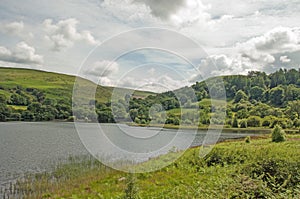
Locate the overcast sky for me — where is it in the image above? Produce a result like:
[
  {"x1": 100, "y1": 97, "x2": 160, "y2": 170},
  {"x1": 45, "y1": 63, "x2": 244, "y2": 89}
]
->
[{"x1": 1, "y1": 0, "x2": 300, "y2": 92}]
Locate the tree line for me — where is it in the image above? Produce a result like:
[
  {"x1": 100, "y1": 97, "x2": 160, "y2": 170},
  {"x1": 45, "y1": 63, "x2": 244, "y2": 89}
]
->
[{"x1": 0, "y1": 68, "x2": 300, "y2": 129}]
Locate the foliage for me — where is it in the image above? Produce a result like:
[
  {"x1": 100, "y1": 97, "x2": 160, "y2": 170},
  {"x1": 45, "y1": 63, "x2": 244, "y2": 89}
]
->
[
  {"x1": 246, "y1": 116, "x2": 261, "y2": 127},
  {"x1": 1, "y1": 67, "x2": 300, "y2": 128},
  {"x1": 234, "y1": 90, "x2": 248, "y2": 103},
  {"x1": 245, "y1": 136, "x2": 251, "y2": 143},
  {"x1": 272, "y1": 125, "x2": 286, "y2": 142},
  {"x1": 123, "y1": 173, "x2": 140, "y2": 199}
]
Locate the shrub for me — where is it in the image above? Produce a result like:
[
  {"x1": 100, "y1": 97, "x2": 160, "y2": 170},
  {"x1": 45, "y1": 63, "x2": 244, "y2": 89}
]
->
[
  {"x1": 123, "y1": 173, "x2": 139, "y2": 199},
  {"x1": 271, "y1": 125, "x2": 286, "y2": 142},
  {"x1": 0, "y1": 113, "x2": 6, "y2": 122},
  {"x1": 293, "y1": 118, "x2": 300, "y2": 127},
  {"x1": 232, "y1": 117, "x2": 238, "y2": 128},
  {"x1": 240, "y1": 120, "x2": 247, "y2": 128},
  {"x1": 247, "y1": 116, "x2": 261, "y2": 127},
  {"x1": 270, "y1": 118, "x2": 293, "y2": 129},
  {"x1": 262, "y1": 116, "x2": 276, "y2": 127},
  {"x1": 245, "y1": 136, "x2": 251, "y2": 143},
  {"x1": 10, "y1": 113, "x2": 21, "y2": 121}
]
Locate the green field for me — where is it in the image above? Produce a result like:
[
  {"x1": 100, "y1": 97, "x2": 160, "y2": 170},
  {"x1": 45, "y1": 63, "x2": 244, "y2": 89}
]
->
[
  {"x1": 13, "y1": 135, "x2": 300, "y2": 199},
  {"x1": 0, "y1": 67, "x2": 154, "y2": 104}
]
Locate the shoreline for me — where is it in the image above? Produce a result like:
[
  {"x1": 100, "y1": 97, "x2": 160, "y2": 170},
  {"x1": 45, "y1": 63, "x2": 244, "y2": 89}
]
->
[{"x1": 1, "y1": 120, "x2": 299, "y2": 134}]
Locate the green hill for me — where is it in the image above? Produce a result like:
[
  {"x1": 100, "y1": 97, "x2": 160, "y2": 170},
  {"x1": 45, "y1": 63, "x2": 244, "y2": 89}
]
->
[
  {"x1": 0, "y1": 67, "x2": 154, "y2": 121},
  {"x1": 0, "y1": 67, "x2": 153, "y2": 103}
]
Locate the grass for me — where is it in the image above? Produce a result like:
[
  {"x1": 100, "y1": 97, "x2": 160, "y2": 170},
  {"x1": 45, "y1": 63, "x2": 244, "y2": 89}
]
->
[
  {"x1": 7, "y1": 105, "x2": 27, "y2": 110},
  {"x1": 6, "y1": 134, "x2": 300, "y2": 199},
  {"x1": 0, "y1": 67, "x2": 154, "y2": 103}
]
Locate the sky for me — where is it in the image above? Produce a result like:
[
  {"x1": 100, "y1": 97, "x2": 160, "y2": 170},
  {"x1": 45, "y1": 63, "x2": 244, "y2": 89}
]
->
[{"x1": 0, "y1": 0, "x2": 300, "y2": 92}]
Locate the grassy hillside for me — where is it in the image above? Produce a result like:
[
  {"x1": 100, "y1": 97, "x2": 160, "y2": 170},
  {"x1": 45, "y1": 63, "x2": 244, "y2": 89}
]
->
[{"x1": 0, "y1": 67, "x2": 154, "y2": 104}]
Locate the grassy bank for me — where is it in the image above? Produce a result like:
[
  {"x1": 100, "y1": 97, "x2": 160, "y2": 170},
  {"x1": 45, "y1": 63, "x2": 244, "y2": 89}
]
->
[
  {"x1": 6, "y1": 134, "x2": 299, "y2": 199},
  {"x1": 127, "y1": 122, "x2": 299, "y2": 134}
]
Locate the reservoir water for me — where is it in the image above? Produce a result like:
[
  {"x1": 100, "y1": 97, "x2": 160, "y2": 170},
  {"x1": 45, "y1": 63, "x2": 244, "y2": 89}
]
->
[{"x1": 0, "y1": 122, "x2": 260, "y2": 188}]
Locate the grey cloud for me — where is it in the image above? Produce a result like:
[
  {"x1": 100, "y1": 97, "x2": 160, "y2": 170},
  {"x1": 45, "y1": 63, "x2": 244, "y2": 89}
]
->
[
  {"x1": 133, "y1": 0, "x2": 187, "y2": 20},
  {"x1": 85, "y1": 60, "x2": 119, "y2": 77}
]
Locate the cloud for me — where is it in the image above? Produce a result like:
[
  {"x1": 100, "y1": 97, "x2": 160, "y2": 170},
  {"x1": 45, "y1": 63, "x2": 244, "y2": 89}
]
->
[
  {"x1": 0, "y1": 21, "x2": 24, "y2": 35},
  {"x1": 133, "y1": 0, "x2": 211, "y2": 27},
  {"x1": 88, "y1": 60, "x2": 119, "y2": 77},
  {"x1": 280, "y1": 55, "x2": 291, "y2": 63},
  {"x1": 43, "y1": 18, "x2": 98, "y2": 51},
  {"x1": 133, "y1": 0, "x2": 186, "y2": 20},
  {"x1": 195, "y1": 54, "x2": 252, "y2": 77},
  {"x1": 118, "y1": 75, "x2": 189, "y2": 92},
  {"x1": 0, "y1": 42, "x2": 43, "y2": 65},
  {"x1": 237, "y1": 26, "x2": 300, "y2": 64}
]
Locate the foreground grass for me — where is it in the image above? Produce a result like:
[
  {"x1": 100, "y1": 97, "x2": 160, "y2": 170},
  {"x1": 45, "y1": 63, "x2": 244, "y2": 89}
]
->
[{"x1": 11, "y1": 135, "x2": 300, "y2": 199}]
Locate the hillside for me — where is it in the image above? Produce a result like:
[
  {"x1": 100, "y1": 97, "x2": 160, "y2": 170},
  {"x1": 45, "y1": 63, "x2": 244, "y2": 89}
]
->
[
  {"x1": 128, "y1": 68, "x2": 300, "y2": 129},
  {"x1": 0, "y1": 67, "x2": 153, "y2": 102},
  {"x1": 1, "y1": 67, "x2": 300, "y2": 130},
  {"x1": 0, "y1": 67, "x2": 154, "y2": 121}
]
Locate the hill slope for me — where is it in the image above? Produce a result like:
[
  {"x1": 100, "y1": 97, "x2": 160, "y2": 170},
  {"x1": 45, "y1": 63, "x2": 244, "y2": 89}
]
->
[{"x1": 0, "y1": 67, "x2": 153, "y2": 103}]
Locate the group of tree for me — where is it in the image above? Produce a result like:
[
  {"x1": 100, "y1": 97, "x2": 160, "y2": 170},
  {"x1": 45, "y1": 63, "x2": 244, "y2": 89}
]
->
[
  {"x1": 0, "y1": 86, "x2": 72, "y2": 122},
  {"x1": 0, "y1": 68, "x2": 300, "y2": 129}
]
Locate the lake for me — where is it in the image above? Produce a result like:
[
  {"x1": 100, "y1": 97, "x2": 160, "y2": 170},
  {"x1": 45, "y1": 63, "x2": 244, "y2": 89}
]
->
[{"x1": 0, "y1": 122, "x2": 261, "y2": 188}]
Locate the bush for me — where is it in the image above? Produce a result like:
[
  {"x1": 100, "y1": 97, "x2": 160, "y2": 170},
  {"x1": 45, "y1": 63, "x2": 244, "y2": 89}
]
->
[
  {"x1": 0, "y1": 113, "x2": 6, "y2": 122},
  {"x1": 123, "y1": 173, "x2": 140, "y2": 199},
  {"x1": 240, "y1": 120, "x2": 247, "y2": 128},
  {"x1": 270, "y1": 118, "x2": 293, "y2": 129},
  {"x1": 262, "y1": 116, "x2": 276, "y2": 127},
  {"x1": 271, "y1": 125, "x2": 286, "y2": 142},
  {"x1": 232, "y1": 117, "x2": 238, "y2": 128},
  {"x1": 247, "y1": 116, "x2": 261, "y2": 127},
  {"x1": 10, "y1": 113, "x2": 21, "y2": 121},
  {"x1": 293, "y1": 118, "x2": 300, "y2": 127},
  {"x1": 245, "y1": 136, "x2": 251, "y2": 143}
]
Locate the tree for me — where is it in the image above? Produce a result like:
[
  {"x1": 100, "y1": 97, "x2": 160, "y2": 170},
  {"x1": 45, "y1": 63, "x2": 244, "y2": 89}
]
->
[
  {"x1": 234, "y1": 90, "x2": 248, "y2": 103},
  {"x1": 232, "y1": 117, "x2": 238, "y2": 128},
  {"x1": 269, "y1": 87, "x2": 285, "y2": 106},
  {"x1": 271, "y1": 125, "x2": 286, "y2": 142},
  {"x1": 247, "y1": 116, "x2": 261, "y2": 127},
  {"x1": 21, "y1": 111, "x2": 35, "y2": 121},
  {"x1": 0, "y1": 113, "x2": 6, "y2": 122},
  {"x1": 250, "y1": 86, "x2": 265, "y2": 101},
  {"x1": 10, "y1": 93, "x2": 27, "y2": 105},
  {"x1": 240, "y1": 120, "x2": 247, "y2": 128},
  {"x1": 0, "y1": 94, "x2": 7, "y2": 104}
]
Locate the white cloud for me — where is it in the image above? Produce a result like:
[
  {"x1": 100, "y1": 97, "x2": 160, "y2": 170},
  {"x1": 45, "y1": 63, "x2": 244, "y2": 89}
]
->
[
  {"x1": 237, "y1": 27, "x2": 300, "y2": 64},
  {"x1": 0, "y1": 21, "x2": 34, "y2": 39},
  {"x1": 0, "y1": 21, "x2": 24, "y2": 35},
  {"x1": 0, "y1": 42, "x2": 43, "y2": 65},
  {"x1": 118, "y1": 75, "x2": 189, "y2": 92},
  {"x1": 280, "y1": 55, "x2": 291, "y2": 63},
  {"x1": 195, "y1": 54, "x2": 252, "y2": 77},
  {"x1": 43, "y1": 18, "x2": 98, "y2": 51}
]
